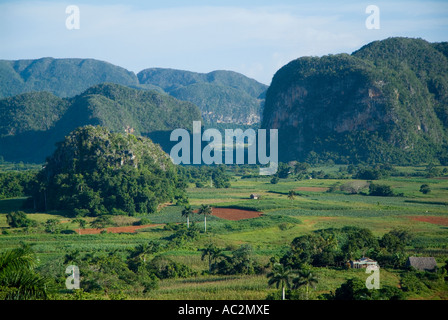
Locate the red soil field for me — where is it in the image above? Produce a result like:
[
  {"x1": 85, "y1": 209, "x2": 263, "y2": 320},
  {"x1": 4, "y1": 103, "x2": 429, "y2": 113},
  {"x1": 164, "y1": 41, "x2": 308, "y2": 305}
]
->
[
  {"x1": 407, "y1": 216, "x2": 448, "y2": 226},
  {"x1": 78, "y1": 224, "x2": 158, "y2": 235},
  {"x1": 211, "y1": 207, "x2": 263, "y2": 221}
]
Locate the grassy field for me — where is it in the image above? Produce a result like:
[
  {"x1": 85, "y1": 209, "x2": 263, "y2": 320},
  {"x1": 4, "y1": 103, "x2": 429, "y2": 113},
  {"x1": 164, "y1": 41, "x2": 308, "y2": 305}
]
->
[{"x1": 1, "y1": 165, "x2": 448, "y2": 300}]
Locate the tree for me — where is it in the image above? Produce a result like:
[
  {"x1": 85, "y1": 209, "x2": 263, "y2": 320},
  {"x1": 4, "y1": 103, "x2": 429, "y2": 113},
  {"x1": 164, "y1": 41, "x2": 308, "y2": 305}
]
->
[
  {"x1": 129, "y1": 243, "x2": 159, "y2": 264},
  {"x1": 0, "y1": 243, "x2": 48, "y2": 300},
  {"x1": 333, "y1": 278, "x2": 370, "y2": 300},
  {"x1": 270, "y1": 176, "x2": 279, "y2": 184},
  {"x1": 379, "y1": 228, "x2": 413, "y2": 254},
  {"x1": 6, "y1": 211, "x2": 37, "y2": 228},
  {"x1": 369, "y1": 183, "x2": 395, "y2": 197},
  {"x1": 419, "y1": 184, "x2": 431, "y2": 194},
  {"x1": 294, "y1": 162, "x2": 310, "y2": 175},
  {"x1": 287, "y1": 190, "x2": 296, "y2": 201},
  {"x1": 276, "y1": 163, "x2": 290, "y2": 179},
  {"x1": 63, "y1": 249, "x2": 81, "y2": 265},
  {"x1": 200, "y1": 243, "x2": 223, "y2": 273},
  {"x1": 267, "y1": 263, "x2": 294, "y2": 300},
  {"x1": 181, "y1": 205, "x2": 194, "y2": 228},
  {"x1": 292, "y1": 269, "x2": 318, "y2": 300},
  {"x1": 90, "y1": 215, "x2": 113, "y2": 231},
  {"x1": 44, "y1": 219, "x2": 60, "y2": 234},
  {"x1": 197, "y1": 204, "x2": 212, "y2": 232}
]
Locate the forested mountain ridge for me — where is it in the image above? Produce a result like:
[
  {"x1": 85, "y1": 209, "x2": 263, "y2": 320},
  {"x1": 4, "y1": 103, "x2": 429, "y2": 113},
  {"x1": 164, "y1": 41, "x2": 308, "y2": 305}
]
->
[
  {"x1": 0, "y1": 57, "x2": 139, "y2": 98},
  {"x1": 0, "y1": 58, "x2": 267, "y2": 126},
  {"x1": 0, "y1": 83, "x2": 202, "y2": 163},
  {"x1": 261, "y1": 37, "x2": 448, "y2": 165},
  {"x1": 137, "y1": 68, "x2": 267, "y2": 125}
]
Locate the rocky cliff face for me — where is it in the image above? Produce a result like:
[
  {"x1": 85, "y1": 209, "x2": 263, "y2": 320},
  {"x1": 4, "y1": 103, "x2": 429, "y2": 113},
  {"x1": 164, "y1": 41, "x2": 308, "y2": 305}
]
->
[{"x1": 261, "y1": 38, "x2": 448, "y2": 164}]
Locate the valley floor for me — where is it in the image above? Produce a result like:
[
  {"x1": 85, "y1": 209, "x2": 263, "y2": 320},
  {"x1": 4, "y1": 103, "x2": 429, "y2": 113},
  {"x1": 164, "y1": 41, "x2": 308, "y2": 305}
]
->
[{"x1": 1, "y1": 165, "x2": 448, "y2": 300}]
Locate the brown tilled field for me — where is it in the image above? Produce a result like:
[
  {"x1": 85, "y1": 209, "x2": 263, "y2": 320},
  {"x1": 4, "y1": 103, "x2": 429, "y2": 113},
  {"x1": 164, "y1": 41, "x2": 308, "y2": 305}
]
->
[
  {"x1": 210, "y1": 207, "x2": 263, "y2": 221},
  {"x1": 78, "y1": 224, "x2": 158, "y2": 235},
  {"x1": 407, "y1": 216, "x2": 448, "y2": 226}
]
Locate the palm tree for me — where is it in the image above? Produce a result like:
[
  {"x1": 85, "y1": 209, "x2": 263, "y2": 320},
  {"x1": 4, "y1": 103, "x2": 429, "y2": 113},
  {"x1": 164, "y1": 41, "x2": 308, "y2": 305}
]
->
[
  {"x1": 0, "y1": 243, "x2": 48, "y2": 300},
  {"x1": 287, "y1": 190, "x2": 296, "y2": 200},
  {"x1": 73, "y1": 218, "x2": 86, "y2": 235},
  {"x1": 131, "y1": 243, "x2": 158, "y2": 264},
  {"x1": 63, "y1": 249, "x2": 81, "y2": 264},
  {"x1": 267, "y1": 263, "x2": 293, "y2": 300},
  {"x1": 181, "y1": 205, "x2": 194, "y2": 228},
  {"x1": 292, "y1": 270, "x2": 319, "y2": 300},
  {"x1": 197, "y1": 204, "x2": 212, "y2": 232}
]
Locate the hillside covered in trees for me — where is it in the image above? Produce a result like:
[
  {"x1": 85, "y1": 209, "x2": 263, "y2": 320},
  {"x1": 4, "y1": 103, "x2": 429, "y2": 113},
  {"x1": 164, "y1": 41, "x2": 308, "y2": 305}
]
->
[
  {"x1": 138, "y1": 68, "x2": 267, "y2": 125},
  {"x1": 261, "y1": 37, "x2": 448, "y2": 165},
  {"x1": 28, "y1": 126, "x2": 185, "y2": 216},
  {"x1": 0, "y1": 83, "x2": 202, "y2": 163},
  {"x1": 0, "y1": 58, "x2": 266, "y2": 128}
]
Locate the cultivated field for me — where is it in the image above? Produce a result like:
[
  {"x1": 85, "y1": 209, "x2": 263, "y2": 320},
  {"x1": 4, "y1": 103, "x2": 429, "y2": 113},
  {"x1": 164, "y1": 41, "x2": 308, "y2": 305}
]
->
[{"x1": 1, "y1": 165, "x2": 448, "y2": 300}]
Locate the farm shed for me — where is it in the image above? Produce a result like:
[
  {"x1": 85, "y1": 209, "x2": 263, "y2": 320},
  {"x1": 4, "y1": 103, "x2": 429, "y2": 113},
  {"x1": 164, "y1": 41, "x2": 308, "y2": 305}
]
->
[
  {"x1": 250, "y1": 194, "x2": 260, "y2": 200},
  {"x1": 406, "y1": 257, "x2": 437, "y2": 272},
  {"x1": 349, "y1": 257, "x2": 378, "y2": 269}
]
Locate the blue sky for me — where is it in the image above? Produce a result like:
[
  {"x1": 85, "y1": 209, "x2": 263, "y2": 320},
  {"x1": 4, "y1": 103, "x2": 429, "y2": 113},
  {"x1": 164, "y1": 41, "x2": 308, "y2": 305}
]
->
[{"x1": 1, "y1": 0, "x2": 447, "y2": 84}]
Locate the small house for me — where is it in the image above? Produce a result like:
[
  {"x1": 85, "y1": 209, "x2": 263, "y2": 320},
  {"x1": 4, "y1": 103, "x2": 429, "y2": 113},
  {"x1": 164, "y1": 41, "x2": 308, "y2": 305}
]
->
[
  {"x1": 349, "y1": 257, "x2": 378, "y2": 269},
  {"x1": 250, "y1": 194, "x2": 260, "y2": 200},
  {"x1": 406, "y1": 257, "x2": 437, "y2": 272}
]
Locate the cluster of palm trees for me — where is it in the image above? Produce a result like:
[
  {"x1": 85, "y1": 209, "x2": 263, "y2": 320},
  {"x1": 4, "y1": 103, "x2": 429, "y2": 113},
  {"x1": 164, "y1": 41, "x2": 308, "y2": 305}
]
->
[
  {"x1": 267, "y1": 263, "x2": 318, "y2": 300},
  {"x1": 181, "y1": 204, "x2": 212, "y2": 232}
]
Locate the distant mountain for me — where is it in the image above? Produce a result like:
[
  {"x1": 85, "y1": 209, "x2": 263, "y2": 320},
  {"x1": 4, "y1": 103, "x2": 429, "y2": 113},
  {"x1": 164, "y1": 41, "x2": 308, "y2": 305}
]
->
[
  {"x1": 0, "y1": 58, "x2": 267, "y2": 126},
  {"x1": 0, "y1": 83, "x2": 202, "y2": 163},
  {"x1": 0, "y1": 57, "x2": 139, "y2": 98},
  {"x1": 261, "y1": 37, "x2": 448, "y2": 165},
  {"x1": 138, "y1": 68, "x2": 268, "y2": 125}
]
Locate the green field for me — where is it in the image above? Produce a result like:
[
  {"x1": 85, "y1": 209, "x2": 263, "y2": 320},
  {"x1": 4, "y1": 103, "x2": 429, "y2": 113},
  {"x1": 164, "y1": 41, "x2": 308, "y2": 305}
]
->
[{"x1": 1, "y1": 166, "x2": 448, "y2": 300}]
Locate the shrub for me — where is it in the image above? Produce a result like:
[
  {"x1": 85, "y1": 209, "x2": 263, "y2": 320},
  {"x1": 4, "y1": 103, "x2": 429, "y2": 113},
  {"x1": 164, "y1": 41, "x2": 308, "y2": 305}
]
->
[
  {"x1": 270, "y1": 176, "x2": 279, "y2": 184},
  {"x1": 6, "y1": 211, "x2": 37, "y2": 228},
  {"x1": 369, "y1": 183, "x2": 395, "y2": 197},
  {"x1": 44, "y1": 219, "x2": 60, "y2": 233},
  {"x1": 419, "y1": 184, "x2": 431, "y2": 194},
  {"x1": 134, "y1": 217, "x2": 152, "y2": 226},
  {"x1": 400, "y1": 272, "x2": 428, "y2": 294}
]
